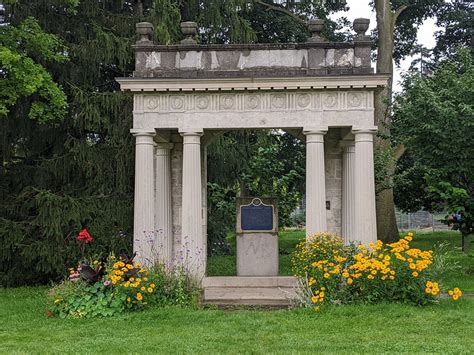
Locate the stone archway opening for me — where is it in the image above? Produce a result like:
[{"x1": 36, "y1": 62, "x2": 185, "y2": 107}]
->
[{"x1": 205, "y1": 129, "x2": 306, "y2": 277}]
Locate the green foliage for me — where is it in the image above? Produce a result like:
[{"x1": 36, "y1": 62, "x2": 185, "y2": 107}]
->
[
  {"x1": 0, "y1": 17, "x2": 68, "y2": 123},
  {"x1": 374, "y1": 145, "x2": 395, "y2": 194},
  {"x1": 206, "y1": 183, "x2": 235, "y2": 256},
  {"x1": 242, "y1": 140, "x2": 303, "y2": 227},
  {"x1": 393, "y1": 49, "x2": 474, "y2": 239}
]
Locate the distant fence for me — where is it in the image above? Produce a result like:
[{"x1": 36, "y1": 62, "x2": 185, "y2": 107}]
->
[{"x1": 396, "y1": 210, "x2": 450, "y2": 231}]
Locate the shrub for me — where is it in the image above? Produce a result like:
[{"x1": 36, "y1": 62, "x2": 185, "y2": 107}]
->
[{"x1": 292, "y1": 232, "x2": 462, "y2": 309}]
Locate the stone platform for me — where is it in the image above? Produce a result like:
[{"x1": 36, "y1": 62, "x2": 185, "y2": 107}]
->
[{"x1": 201, "y1": 276, "x2": 299, "y2": 307}]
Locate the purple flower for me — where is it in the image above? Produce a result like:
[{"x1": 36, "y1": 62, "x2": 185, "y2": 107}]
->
[{"x1": 104, "y1": 280, "x2": 111, "y2": 286}]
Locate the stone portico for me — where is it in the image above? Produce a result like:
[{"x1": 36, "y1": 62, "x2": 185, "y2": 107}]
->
[{"x1": 117, "y1": 19, "x2": 388, "y2": 281}]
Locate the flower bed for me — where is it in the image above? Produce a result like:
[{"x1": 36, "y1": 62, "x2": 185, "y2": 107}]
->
[
  {"x1": 292, "y1": 232, "x2": 462, "y2": 310},
  {"x1": 48, "y1": 229, "x2": 197, "y2": 318}
]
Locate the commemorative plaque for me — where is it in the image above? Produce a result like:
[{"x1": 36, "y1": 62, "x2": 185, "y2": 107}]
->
[{"x1": 236, "y1": 197, "x2": 278, "y2": 276}]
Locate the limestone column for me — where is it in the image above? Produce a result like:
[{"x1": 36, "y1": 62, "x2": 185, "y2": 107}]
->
[
  {"x1": 304, "y1": 129, "x2": 327, "y2": 237},
  {"x1": 155, "y1": 143, "x2": 174, "y2": 268},
  {"x1": 353, "y1": 128, "x2": 377, "y2": 244},
  {"x1": 342, "y1": 143, "x2": 356, "y2": 244},
  {"x1": 131, "y1": 130, "x2": 156, "y2": 266},
  {"x1": 180, "y1": 130, "x2": 205, "y2": 279}
]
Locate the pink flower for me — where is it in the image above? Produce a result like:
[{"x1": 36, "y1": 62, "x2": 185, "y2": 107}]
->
[{"x1": 103, "y1": 280, "x2": 111, "y2": 286}]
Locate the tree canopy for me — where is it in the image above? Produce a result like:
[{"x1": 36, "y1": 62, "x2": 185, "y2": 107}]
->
[{"x1": 393, "y1": 49, "x2": 474, "y2": 249}]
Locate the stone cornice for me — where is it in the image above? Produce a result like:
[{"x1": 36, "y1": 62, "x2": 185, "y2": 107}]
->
[
  {"x1": 132, "y1": 41, "x2": 372, "y2": 52},
  {"x1": 117, "y1": 75, "x2": 390, "y2": 92}
]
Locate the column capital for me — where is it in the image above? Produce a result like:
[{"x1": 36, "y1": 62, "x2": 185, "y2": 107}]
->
[
  {"x1": 303, "y1": 128, "x2": 327, "y2": 144},
  {"x1": 155, "y1": 142, "x2": 174, "y2": 151},
  {"x1": 352, "y1": 127, "x2": 377, "y2": 143},
  {"x1": 130, "y1": 129, "x2": 156, "y2": 137},
  {"x1": 179, "y1": 128, "x2": 204, "y2": 136},
  {"x1": 340, "y1": 142, "x2": 355, "y2": 153}
]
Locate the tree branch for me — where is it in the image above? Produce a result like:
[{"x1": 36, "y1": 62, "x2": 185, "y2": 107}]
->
[
  {"x1": 254, "y1": 0, "x2": 306, "y2": 26},
  {"x1": 394, "y1": 144, "x2": 406, "y2": 161},
  {"x1": 393, "y1": 4, "x2": 409, "y2": 25}
]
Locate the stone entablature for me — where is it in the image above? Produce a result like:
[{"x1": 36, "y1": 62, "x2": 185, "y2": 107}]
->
[{"x1": 127, "y1": 89, "x2": 376, "y2": 131}]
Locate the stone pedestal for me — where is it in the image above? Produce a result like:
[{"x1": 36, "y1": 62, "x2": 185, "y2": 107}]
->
[
  {"x1": 236, "y1": 234, "x2": 279, "y2": 276},
  {"x1": 236, "y1": 197, "x2": 278, "y2": 276}
]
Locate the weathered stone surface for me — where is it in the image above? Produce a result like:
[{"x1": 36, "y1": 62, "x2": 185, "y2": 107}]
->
[
  {"x1": 132, "y1": 42, "x2": 372, "y2": 78},
  {"x1": 236, "y1": 234, "x2": 279, "y2": 276}
]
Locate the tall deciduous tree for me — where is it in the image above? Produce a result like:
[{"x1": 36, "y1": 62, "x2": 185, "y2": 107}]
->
[{"x1": 372, "y1": 0, "x2": 443, "y2": 243}]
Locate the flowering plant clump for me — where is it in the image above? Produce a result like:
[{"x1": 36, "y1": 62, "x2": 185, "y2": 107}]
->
[
  {"x1": 292, "y1": 232, "x2": 462, "y2": 310},
  {"x1": 49, "y1": 254, "x2": 157, "y2": 318}
]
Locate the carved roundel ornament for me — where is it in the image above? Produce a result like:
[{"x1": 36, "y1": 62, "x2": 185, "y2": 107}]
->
[
  {"x1": 297, "y1": 93, "x2": 311, "y2": 108},
  {"x1": 170, "y1": 96, "x2": 184, "y2": 110},
  {"x1": 348, "y1": 92, "x2": 363, "y2": 108},
  {"x1": 146, "y1": 97, "x2": 159, "y2": 110},
  {"x1": 196, "y1": 95, "x2": 210, "y2": 110}
]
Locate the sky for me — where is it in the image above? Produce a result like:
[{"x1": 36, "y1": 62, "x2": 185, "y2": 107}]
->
[{"x1": 331, "y1": 0, "x2": 440, "y2": 91}]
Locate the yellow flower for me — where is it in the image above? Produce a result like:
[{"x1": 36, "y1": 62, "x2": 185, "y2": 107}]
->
[
  {"x1": 147, "y1": 287, "x2": 153, "y2": 293},
  {"x1": 347, "y1": 278, "x2": 353, "y2": 285},
  {"x1": 127, "y1": 297, "x2": 131, "y2": 303},
  {"x1": 143, "y1": 277, "x2": 148, "y2": 282},
  {"x1": 126, "y1": 264, "x2": 133, "y2": 270},
  {"x1": 323, "y1": 273, "x2": 330, "y2": 279},
  {"x1": 150, "y1": 283, "x2": 155, "y2": 288},
  {"x1": 136, "y1": 292, "x2": 143, "y2": 301},
  {"x1": 368, "y1": 275, "x2": 374, "y2": 280},
  {"x1": 412, "y1": 271, "x2": 419, "y2": 277},
  {"x1": 141, "y1": 286, "x2": 146, "y2": 291},
  {"x1": 311, "y1": 296, "x2": 319, "y2": 303}
]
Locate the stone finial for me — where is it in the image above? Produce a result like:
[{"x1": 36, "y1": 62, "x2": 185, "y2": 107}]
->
[
  {"x1": 353, "y1": 18, "x2": 370, "y2": 41},
  {"x1": 307, "y1": 19, "x2": 325, "y2": 43},
  {"x1": 180, "y1": 21, "x2": 198, "y2": 45},
  {"x1": 136, "y1": 22, "x2": 154, "y2": 45}
]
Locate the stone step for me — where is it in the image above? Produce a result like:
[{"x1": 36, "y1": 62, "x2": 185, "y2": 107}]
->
[
  {"x1": 204, "y1": 286, "x2": 297, "y2": 301},
  {"x1": 201, "y1": 276, "x2": 299, "y2": 306},
  {"x1": 202, "y1": 276, "x2": 298, "y2": 288}
]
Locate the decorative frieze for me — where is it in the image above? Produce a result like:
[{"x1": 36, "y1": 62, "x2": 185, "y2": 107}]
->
[{"x1": 134, "y1": 90, "x2": 372, "y2": 114}]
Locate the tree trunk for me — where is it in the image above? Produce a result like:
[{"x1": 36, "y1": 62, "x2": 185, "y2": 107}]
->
[
  {"x1": 374, "y1": 0, "x2": 406, "y2": 242},
  {"x1": 461, "y1": 233, "x2": 468, "y2": 252}
]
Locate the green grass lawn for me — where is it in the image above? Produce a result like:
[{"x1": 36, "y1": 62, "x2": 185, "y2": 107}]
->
[
  {"x1": 208, "y1": 230, "x2": 474, "y2": 292},
  {"x1": 1, "y1": 231, "x2": 473, "y2": 353},
  {"x1": 1, "y1": 287, "x2": 473, "y2": 353}
]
